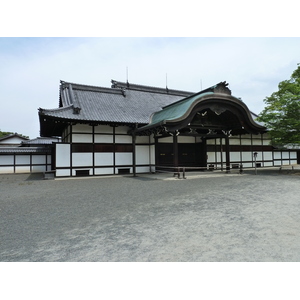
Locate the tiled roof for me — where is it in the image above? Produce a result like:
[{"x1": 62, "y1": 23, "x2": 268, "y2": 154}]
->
[
  {"x1": 39, "y1": 81, "x2": 192, "y2": 125},
  {"x1": 21, "y1": 137, "x2": 60, "y2": 145},
  {"x1": 0, "y1": 147, "x2": 51, "y2": 153}
]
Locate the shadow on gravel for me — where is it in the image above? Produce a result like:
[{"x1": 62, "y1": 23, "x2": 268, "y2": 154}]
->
[{"x1": 25, "y1": 173, "x2": 44, "y2": 181}]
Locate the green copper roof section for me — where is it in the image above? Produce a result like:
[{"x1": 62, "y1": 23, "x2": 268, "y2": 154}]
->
[{"x1": 149, "y1": 91, "x2": 214, "y2": 126}]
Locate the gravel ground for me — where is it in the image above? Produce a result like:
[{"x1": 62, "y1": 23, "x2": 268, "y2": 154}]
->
[{"x1": 1, "y1": 169, "x2": 300, "y2": 262}]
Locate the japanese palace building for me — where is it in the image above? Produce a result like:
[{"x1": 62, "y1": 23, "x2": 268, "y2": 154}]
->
[{"x1": 35, "y1": 79, "x2": 298, "y2": 177}]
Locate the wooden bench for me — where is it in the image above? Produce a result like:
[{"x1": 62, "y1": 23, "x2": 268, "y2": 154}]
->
[{"x1": 279, "y1": 164, "x2": 297, "y2": 172}]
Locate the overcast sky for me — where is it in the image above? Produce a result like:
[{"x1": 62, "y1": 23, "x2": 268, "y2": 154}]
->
[{"x1": 1, "y1": 37, "x2": 300, "y2": 138}]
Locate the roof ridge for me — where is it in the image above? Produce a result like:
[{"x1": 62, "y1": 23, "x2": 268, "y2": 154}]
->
[
  {"x1": 60, "y1": 80, "x2": 122, "y2": 95},
  {"x1": 111, "y1": 80, "x2": 194, "y2": 97}
]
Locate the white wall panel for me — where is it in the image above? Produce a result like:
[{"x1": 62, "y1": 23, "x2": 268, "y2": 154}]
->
[
  {"x1": 15, "y1": 166, "x2": 30, "y2": 173},
  {"x1": 136, "y1": 136, "x2": 149, "y2": 144},
  {"x1": 94, "y1": 168, "x2": 114, "y2": 175},
  {"x1": 0, "y1": 166, "x2": 14, "y2": 173},
  {"x1": 282, "y1": 152, "x2": 290, "y2": 159},
  {"x1": 115, "y1": 135, "x2": 132, "y2": 143},
  {"x1": 263, "y1": 152, "x2": 273, "y2": 160},
  {"x1": 290, "y1": 152, "x2": 297, "y2": 159},
  {"x1": 150, "y1": 145, "x2": 155, "y2": 165},
  {"x1": 115, "y1": 153, "x2": 132, "y2": 165},
  {"x1": 264, "y1": 162, "x2": 273, "y2": 167},
  {"x1": 56, "y1": 144, "x2": 70, "y2": 167},
  {"x1": 207, "y1": 152, "x2": 215, "y2": 163},
  {"x1": 241, "y1": 152, "x2": 252, "y2": 161},
  {"x1": 136, "y1": 166, "x2": 150, "y2": 173},
  {"x1": 72, "y1": 124, "x2": 92, "y2": 133},
  {"x1": 158, "y1": 137, "x2": 173, "y2": 143},
  {"x1": 230, "y1": 152, "x2": 240, "y2": 162},
  {"x1": 0, "y1": 155, "x2": 14, "y2": 165},
  {"x1": 56, "y1": 169, "x2": 71, "y2": 177},
  {"x1": 32, "y1": 155, "x2": 46, "y2": 164},
  {"x1": 72, "y1": 134, "x2": 93, "y2": 143},
  {"x1": 94, "y1": 153, "x2": 113, "y2": 166},
  {"x1": 32, "y1": 165, "x2": 47, "y2": 172},
  {"x1": 136, "y1": 146, "x2": 150, "y2": 164},
  {"x1": 229, "y1": 138, "x2": 240, "y2": 145},
  {"x1": 72, "y1": 153, "x2": 93, "y2": 167},
  {"x1": 115, "y1": 126, "x2": 130, "y2": 134},
  {"x1": 273, "y1": 152, "x2": 281, "y2": 159},
  {"x1": 16, "y1": 155, "x2": 30, "y2": 164},
  {"x1": 241, "y1": 139, "x2": 252, "y2": 145},
  {"x1": 178, "y1": 136, "x2": 195, "y2": 143},
  {"x1": 94, "y1": 134, "x2": 113, "y2": 143},
  {"x1": 94, "y1": 125, "x2": 113, "y2": 134}
]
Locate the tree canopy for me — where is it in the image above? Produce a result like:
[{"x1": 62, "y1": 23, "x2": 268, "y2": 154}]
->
[
  {"x1": 257, "y1": 64, "x2": 300, "y2": 146},
  {"x1": 0, "y1": 130, "x2": 29, "y2": 139}
]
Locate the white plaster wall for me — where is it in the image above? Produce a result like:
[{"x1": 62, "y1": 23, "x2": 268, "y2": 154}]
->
[
  {"x1": 72, "y1": 124, "x2": 92, "y2": 133},
  {"x1": 264, "y1": 162, "x2": 273, "y2": 167},
  {"x1": 290, "y1": 152, "x2": 297, "y2": 159},
  {"x1": 136, "y1": 146, "x2": 150, "y2": 164},
  {"x1": 94, "y1": 134, "x2": 113, "y2": 143},
  {"x1": 115, "y1": 153, "x2": 132, "y2": 165},
  {"x1": 136, "y1": 136, "x2": 149, "y2": 144},
  {"x1": 229, "y1": 138, "x2": 240, "y2": 145},
  {"x1": 94, "y1": 168, "x2": 114, "y2": 175},
  {"x1": 136, "y1": 166, "x2": 151, "y2": 173},
  {"x1": 150, "y1": 145, "x2": 155, "y2": 165},
  {"x1": 72, "y1": 153, "x2": 93, "y2": 167},
  {"x1": 56, "y1": 144, "x2": 70, "y2": 167},
  {"x1": 115, "y1": 135, "x2": 132, "y2": 143},
  {"x1": 0, "y1": 155, "x2": 13, "y2": 165},
  {"x1": 241, "y1": 152, "x2": 252, "y2": 161},
  {"x1": 207, "y1": 152, "x2": 215, "y2": 163},
  {"x1": 32, "y1": 165, "x2": 47, "y2": 173},
  {"x1": 282, "y1": 152, "x2": 290, "y2": 159},
  {"x1": 206, "y1": 139, "x2": 216, "y2": 145},
  {"x1": 158, "y1": 137, "x2": 173, "y2": 143},
  {"x1": 263, "y1": 152, "x2": 273, "y2": 160},
  {"x1": 15, "y1": 166, "x2": 30, "y2": 173},
  {"x1": 16, "y1": 155, "x2": 30, "y2": 165},
  {"x1": 252, "y1": 138, "x2": 262, "y2": 145},
  {"x1": 178, "y1": 136, "x2": 195, "y2": 143},
  {"x1": 0, "y1": 166, "x2": 13, "y2": 173},
  {"x1": 32, "y1": 155, "x2": 46, "y2": 164},
  {"x1": 72, "y1": 134, "x2": 93, "y2": 143},
  {"x1": 94, "y1": 153, "x2": 113, "y2": 166},
  {"x1": 241, "y1": 139, "x2": 252, "y2": 145},
  {"x1": 94, "y1": 125, "x2": 113, "y2": 134},
  {"x1": 273, "y1": 152, "x2": 281, "y2": 159},
  {"x1": 56, "y1": 169, "x2": 71, "y2": 177},
  {"x1": 230, "y1": 152, "x2": 240, "y2": 162},
  {"x1": 115, "y1": 126, "x2": 130, "y2": 134}
]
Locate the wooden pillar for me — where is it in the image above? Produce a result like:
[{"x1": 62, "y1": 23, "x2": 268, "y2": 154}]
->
[
  {"x1": 132, "y1": 132, "x2": 136, "y2": 177},
  {"x1": 225, "y1": 135, "x2": 230, "y2": 173},
  {"x1": 173, "y1": 133, "x2": 179, "y2": 176}
]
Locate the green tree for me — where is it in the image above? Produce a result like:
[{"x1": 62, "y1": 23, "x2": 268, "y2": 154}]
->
[
  {"x1": 257, "y1": 64, "x2": 300, "y2": 146},
  {"x1": 0, "y1": 130, "x2": 29, "y2": 139}
]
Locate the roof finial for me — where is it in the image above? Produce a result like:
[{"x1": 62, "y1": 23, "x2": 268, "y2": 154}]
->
[
  {"x1": 166, "y1": 73, "x2": 169, "y2": 93},
  {"x1": 126, "y1": 67, "x2": 129, "y2": 87}
]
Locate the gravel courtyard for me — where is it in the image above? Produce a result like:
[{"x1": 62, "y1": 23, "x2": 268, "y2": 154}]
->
[{"x1": 1, "y1": 169, "x2": 300, "y2": 262}]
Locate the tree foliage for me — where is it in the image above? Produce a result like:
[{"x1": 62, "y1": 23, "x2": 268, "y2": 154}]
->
[
  {"x1": 0, "y1": 130, "x2": 29, "y2": 139},
  {"x1": 257, "y1": 64, "x2": 300, "y2": 146}
]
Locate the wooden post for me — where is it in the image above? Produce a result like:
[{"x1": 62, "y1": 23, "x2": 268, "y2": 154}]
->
[
  {"x1": 225, "y1": 135, "x2": 230, "y2": 173},
  {"x1": 132, "y1": 132, "x2": 136, "y2": 177},
  {"x1": 173, "y1": 133, "x2": 179, "y2": 177}
]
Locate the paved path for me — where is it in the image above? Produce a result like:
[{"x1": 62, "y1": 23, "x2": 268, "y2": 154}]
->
[{"x1": 1, "y1": 169, "x2": 300, "y2": 261}]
